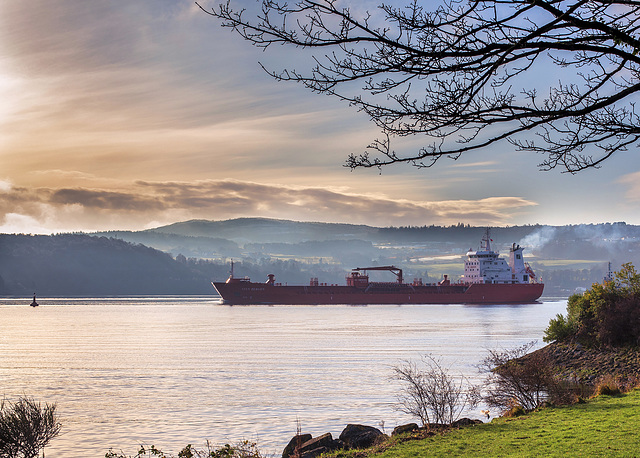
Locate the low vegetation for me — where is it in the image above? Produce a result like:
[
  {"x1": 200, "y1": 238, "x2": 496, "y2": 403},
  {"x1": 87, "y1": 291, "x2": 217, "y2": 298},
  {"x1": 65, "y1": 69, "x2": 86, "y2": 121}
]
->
[
  {"x1": 359, "y1": 388, "x2": 640, "y2": 457},
  {"x1": 104, "y1": 440, "x2": 263, "y2": 458}
]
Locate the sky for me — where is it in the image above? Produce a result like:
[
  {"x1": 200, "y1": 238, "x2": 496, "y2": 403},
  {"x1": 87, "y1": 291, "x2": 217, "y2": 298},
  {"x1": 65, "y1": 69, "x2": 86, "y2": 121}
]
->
[{"x1": 1, "y1": 0, "x2": 640, "y2": 234}]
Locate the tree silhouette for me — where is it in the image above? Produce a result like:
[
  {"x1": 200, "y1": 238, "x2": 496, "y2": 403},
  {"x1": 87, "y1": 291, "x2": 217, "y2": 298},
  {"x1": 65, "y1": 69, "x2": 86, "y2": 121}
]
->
[{"x1": 199, "y1": 0, "x2": 640, "y2": 173}]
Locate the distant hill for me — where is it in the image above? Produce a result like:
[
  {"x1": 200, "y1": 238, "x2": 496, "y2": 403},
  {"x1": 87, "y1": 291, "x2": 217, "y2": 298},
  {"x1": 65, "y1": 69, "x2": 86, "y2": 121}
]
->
[
  {"x1": 92, "y1": 218, "x2": 640, "y2": 296},
  {"x1": 95, "y1": 218, "x2": 543, "y2": 258},
  {"x1": 148, "y1": 217, "x2": 380, "y2": 243},
  {"x1": 3, "y1": 219, "x2": 640, "y2": 297},
  {"x1": 94, "y1": 229, "x2": 242, "y2": 259},
  {"x1": 148, "y1": 218, "x2": 539, "y2": 244},
  {"x1": 93, "y1": 218, "x2": 640, "y2": 263},
  {"x1": 0, "y1": 234, "x2": 221, "y2": 296},
  {"x1": 0, "y1": 233, "x2": 349, "y2": 296}
]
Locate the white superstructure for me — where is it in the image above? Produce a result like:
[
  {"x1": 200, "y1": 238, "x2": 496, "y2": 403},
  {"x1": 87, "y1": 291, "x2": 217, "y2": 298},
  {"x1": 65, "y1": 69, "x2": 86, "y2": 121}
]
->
[{"x1": 461, "y1": 230, "x2": 537, "y2": 285}]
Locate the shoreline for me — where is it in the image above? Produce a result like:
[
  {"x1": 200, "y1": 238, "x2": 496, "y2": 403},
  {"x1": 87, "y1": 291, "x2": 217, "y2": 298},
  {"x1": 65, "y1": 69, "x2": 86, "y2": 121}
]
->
[{"x1": 523, "y1": 341, "x2": 640, "y2": 385}]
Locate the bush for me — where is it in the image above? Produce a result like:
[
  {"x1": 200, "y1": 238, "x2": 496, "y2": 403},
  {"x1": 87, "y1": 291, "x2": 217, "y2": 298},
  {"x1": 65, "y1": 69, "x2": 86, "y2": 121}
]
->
[
  {"x1": 594, "y1": 384, "x2": 622, "y2": 397},
  {"x1": 479, "y1": 341, "x2": 563, "y2": 411},
  {"x1": 392, "y1": 355, "x2": 476, "y2": 427},
  {"x1": 543, "y1": 263, "x2": 640, "y2": 347},
  {"x1": 593, "y1": 376, "x2": 623, "y2": 397},
  {"x1": 503, "y1": 402, "x2": 526, "y2": 418},
  {"x1": 543, "y1": 313, "x2": 574, "y2": 343},
  {"x1": 0, "y1": 397, "x2": 61, "y2": 458}
]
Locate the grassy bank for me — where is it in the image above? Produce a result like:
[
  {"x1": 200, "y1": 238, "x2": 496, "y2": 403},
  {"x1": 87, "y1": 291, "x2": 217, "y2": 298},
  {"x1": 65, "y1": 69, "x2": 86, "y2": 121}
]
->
[{"x1": 345, "y1": 389, "x2": 640, "y2": 457}]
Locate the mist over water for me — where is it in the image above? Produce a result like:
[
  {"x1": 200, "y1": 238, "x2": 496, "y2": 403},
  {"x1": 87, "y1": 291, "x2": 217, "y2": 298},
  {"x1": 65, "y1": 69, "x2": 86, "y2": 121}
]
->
[{"x1": 0, "y1": 297, "x2": 566, "y2": 456}]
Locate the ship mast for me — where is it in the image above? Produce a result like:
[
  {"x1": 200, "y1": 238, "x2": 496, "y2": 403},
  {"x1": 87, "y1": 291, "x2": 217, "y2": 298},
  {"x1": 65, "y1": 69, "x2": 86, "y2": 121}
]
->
[{"x1": 481, "y1": 228, "x2": 492, "y2": 252}]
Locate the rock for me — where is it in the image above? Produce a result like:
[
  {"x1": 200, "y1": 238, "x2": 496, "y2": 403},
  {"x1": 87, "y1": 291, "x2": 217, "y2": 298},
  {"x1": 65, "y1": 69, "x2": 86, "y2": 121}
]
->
[
  {"x1": 339, "y1": 424, "x2": 387, "y2": 449},
  {"x1": 450, "y1": 418, "x2": 482, "y2": 428},
  {"x1": 300, "y1": 446, "x2": 329, "y2": 458},
  {"x1": 283, "y1": 433, "x2": 342, "y2": 458},
  {"x1": 298, "y1": 433, "x2": 336, "y2": 456},
  {"x1": 282, "y1": 434, "x2": 313, "y2": 458},
  {"x1": 391, "y1": 423, "x2": 420, "y2": 436},
  {"x1": 425, "y1": 423, "x2": 447, "y2": 431}
]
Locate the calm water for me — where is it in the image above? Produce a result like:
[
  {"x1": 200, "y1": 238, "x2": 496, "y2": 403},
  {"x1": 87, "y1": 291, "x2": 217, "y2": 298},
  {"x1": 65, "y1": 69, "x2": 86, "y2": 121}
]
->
[{"x1": 0, "y1": 297, "x2": 567, "y2": 457}]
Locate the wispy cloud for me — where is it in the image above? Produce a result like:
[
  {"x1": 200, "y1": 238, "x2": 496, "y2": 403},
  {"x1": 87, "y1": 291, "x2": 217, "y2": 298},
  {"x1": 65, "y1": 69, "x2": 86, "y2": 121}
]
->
[
  {"x1": 3, "y1": 0, "x2": 629, "y2": 230},
  {"x1": 619, "y1": 171, "x2": 640, "y2": 202},
  {"x1": 0, "y1": 0, "x2": 373, "y2": 188},
  {"x1": 0, "y1": 179, "x2": 537, "y2": 234}
]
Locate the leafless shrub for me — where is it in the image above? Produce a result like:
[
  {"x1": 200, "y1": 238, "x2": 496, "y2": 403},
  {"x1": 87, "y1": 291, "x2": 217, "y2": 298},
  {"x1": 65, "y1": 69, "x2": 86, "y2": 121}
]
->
[
  {"x1": 392, "y1": 355, "x2": 476, "y2": 427},
  {"x1": 0, "y1": 397, "x2": 61, "y2": 458},
  {"x1": 479, "y1": 341, "x2": 563, "y2": 412}
]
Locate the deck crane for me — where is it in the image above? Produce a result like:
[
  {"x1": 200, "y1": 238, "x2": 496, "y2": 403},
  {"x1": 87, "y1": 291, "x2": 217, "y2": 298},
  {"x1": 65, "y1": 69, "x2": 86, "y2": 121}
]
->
[{"x1": 352, "y1": 266, "x2": 403, "y2": 284}]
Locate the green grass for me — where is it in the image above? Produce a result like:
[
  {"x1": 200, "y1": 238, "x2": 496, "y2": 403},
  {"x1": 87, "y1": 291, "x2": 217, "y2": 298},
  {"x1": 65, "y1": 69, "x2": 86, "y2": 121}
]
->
[{"x1": 356, "y1": 390, "x2": 640, "y2": 457}]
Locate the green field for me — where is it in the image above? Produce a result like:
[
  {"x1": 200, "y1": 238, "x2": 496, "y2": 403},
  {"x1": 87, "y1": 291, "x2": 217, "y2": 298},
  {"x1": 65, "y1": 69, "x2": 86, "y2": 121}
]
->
[
  {"x1": 533, "y1": 259, "x2": 606, "y2": 269},
  {"x1": 408, "y1": 258, "x2": 608, "y2": 283},
  {"x1": 361, "y1": 390, "x2": 640, "y2": 457}
]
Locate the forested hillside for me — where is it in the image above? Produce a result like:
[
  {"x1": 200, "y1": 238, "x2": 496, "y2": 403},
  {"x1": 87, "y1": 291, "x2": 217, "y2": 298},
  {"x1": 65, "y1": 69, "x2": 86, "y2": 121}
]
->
[
  {"x1": 0, "y1": 234, "x2": 348, "y2": 296},
  {"x1": 3, "y1": 220, "x2": 640, "y2": 296},
  {"x1": 0, "y1": 234, "x2": 215, "y2": 296}
]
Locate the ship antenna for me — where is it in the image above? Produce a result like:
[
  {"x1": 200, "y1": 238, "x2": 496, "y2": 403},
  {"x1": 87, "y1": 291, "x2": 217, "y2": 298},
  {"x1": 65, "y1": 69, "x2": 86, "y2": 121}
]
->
[
  {"x1": 604, "y1": 261, "x2": 613, "y2": 283},
  {"x1": 483, "y1": 227, "x2": 491, "y2": 251}
]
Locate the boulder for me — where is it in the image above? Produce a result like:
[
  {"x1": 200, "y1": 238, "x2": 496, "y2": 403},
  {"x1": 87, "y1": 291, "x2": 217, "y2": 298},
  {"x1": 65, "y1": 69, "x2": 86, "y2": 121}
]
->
[
  {"x1": 298, "y1": 433, "x2": 336, "y2": 456},
  {"x1": 282, "y1": 434, "x2": 313, "y2": 458},
  {"x1": 300, "y1": 446, "x2": 329, "y2": 458},
  {"x1": 392, "y1": 423, "x2": 420, "y2": 436},
  {"x1": 451, "y1": 418, "x2": 483, "y2": 428},
  {"x1": 339, "y1": 424, "x2": 387, "y2": 449}
]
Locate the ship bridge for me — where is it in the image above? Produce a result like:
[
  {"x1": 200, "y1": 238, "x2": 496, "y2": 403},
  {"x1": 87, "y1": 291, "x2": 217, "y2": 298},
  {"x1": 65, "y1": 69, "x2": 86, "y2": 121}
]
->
[{"x1": 461, "y1": 230, "x2": 537, "y2": 285}]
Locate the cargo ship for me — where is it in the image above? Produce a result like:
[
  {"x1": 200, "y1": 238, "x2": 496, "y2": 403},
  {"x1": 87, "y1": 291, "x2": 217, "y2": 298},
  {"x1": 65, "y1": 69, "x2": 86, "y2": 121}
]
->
[{"x1": 212, "y1": 231, "x2": 544, "y2": 305}]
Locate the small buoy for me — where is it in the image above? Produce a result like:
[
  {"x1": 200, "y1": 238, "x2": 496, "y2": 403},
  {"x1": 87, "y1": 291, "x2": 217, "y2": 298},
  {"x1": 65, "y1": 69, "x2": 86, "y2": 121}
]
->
[{"x1": 30, "y1": 293, "x2": 39, "y2": 307}]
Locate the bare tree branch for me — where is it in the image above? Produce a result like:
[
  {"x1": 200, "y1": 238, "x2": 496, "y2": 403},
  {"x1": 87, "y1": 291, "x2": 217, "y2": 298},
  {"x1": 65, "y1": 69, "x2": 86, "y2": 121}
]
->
[{"x1": 198, "y1": 0, "x2": 640, "y2": 173}]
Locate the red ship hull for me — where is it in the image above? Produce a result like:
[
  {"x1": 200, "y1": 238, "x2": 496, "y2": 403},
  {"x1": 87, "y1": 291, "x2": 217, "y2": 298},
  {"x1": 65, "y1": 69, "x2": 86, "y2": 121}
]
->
[{"x1": 212, "y1": 281, "x2": 544, "y2": 305}]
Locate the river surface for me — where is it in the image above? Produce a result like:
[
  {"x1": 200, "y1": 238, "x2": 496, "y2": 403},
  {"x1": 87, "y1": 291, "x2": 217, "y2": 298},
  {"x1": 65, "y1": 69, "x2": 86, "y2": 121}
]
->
[{"x1": 0, "y1": 296, "x2": 567, "y2": 457}]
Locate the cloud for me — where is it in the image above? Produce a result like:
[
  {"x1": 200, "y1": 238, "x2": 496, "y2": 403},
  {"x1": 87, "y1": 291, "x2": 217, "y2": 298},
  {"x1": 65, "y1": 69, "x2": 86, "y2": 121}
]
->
[
  {"x1": 0, "y1": 179, "x2": 538, "y2": 234},
  {"x1": 619, "y1": 171, "x2": 640, "y2": 202},
  {"x1": 0, "y1": 0, "x2": 375, "y2": 189},
  {"x1": 0, "y1": 213, "x2": 51, "y2": 235},
  {"x1": 49, "y1": 189, "x2": 166, "y2": 211}
]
